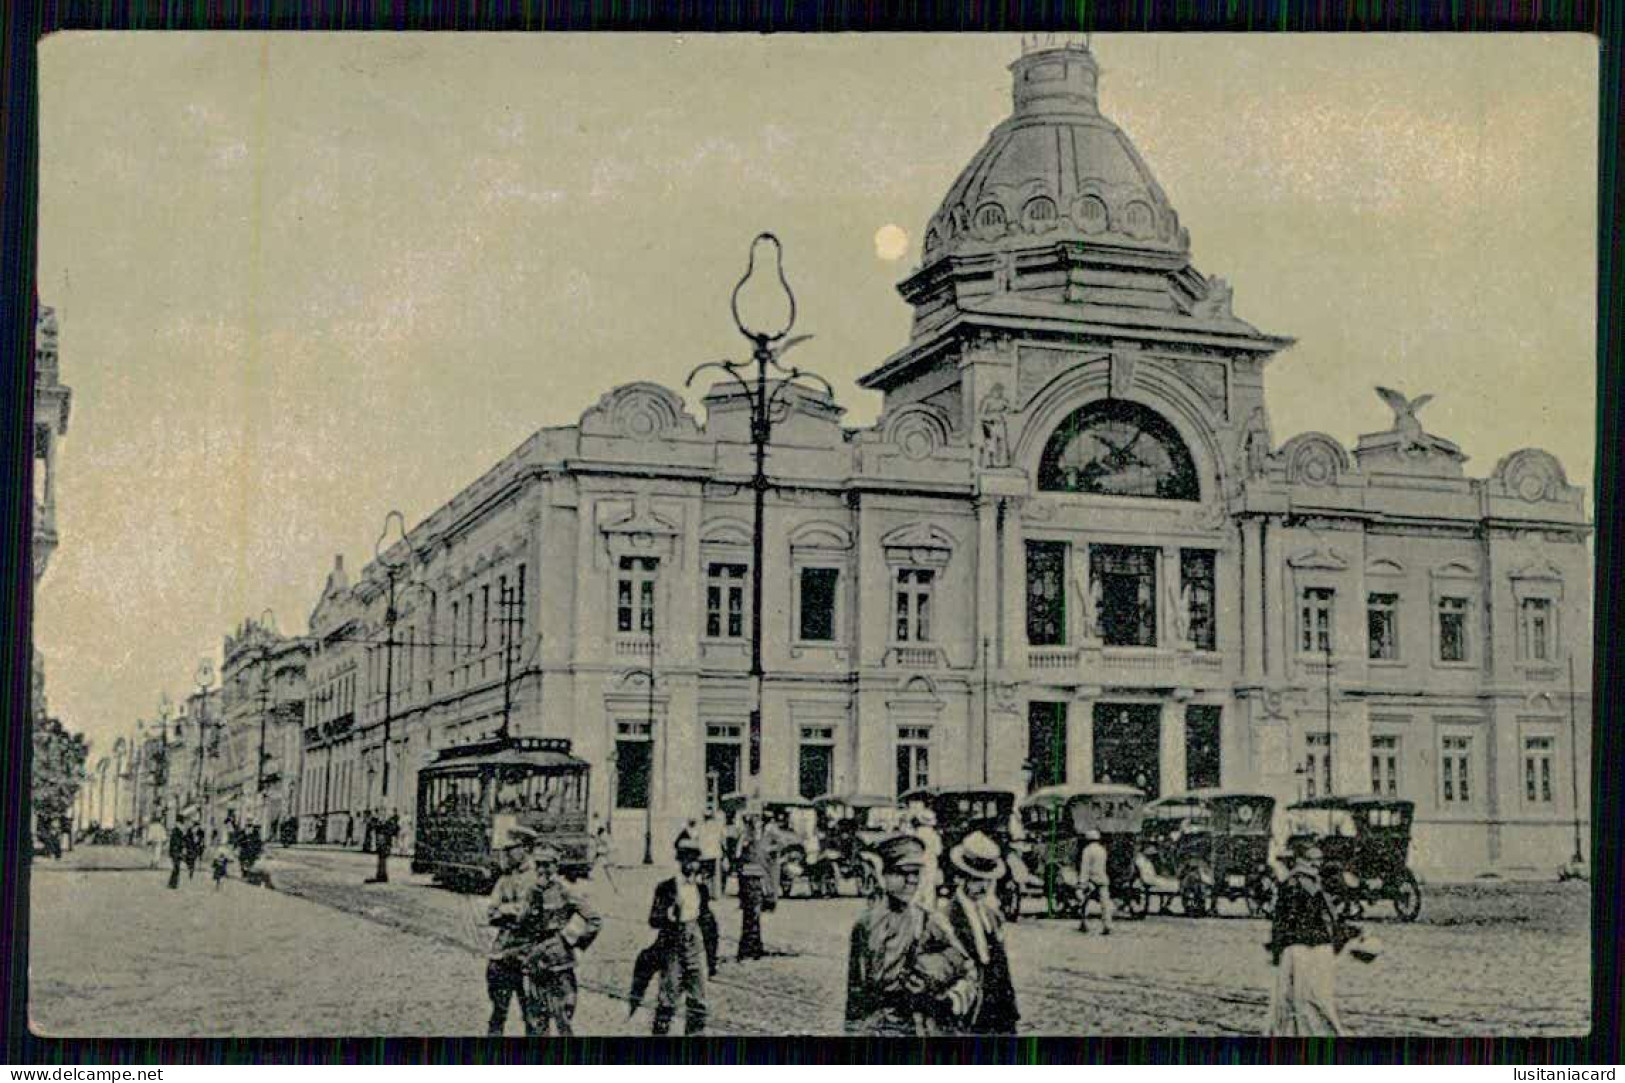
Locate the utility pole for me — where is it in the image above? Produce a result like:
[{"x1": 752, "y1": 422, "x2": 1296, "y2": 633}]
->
[
  {"x1": 1567, "y1": 654, "x2": 1583, "y2": 866},
  {"x1": 1324, "y1": 635, "x2": 1334, "y2": 795},
  {"x1": 498, "y1": 582, "x2": 518, "y2": 741}
]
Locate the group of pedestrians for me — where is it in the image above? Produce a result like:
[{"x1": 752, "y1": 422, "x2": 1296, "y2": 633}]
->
[{"x1": 165, "y1": 818, "x2": 206, "y2": 889}]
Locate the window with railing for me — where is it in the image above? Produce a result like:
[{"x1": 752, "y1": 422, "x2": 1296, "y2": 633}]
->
[
  {"x1": 1300, "y1": 588, "x2": 1334, "y2": 654},
  {"x1": 1180, "y1": 549, "x2": 1216, "y2": 650},
  {"x1": 896, "y1": 726, "x2": 931, "y2": 796},
  {"x1": 617, "y1": 556, "x2": 659, "y2": 634},
  {"x1": 1518, "y1": 597, "x2": 1554, "y2": 662},
  {"x1": 894, "y1": 569, "x2": 934, "y2": 643},
  {"x1": 705, "y1": 562, "x2": 747, "y2": 640},
  {"x1": 1437, "y1": 597, "x2": 1470, "y2": 663}
]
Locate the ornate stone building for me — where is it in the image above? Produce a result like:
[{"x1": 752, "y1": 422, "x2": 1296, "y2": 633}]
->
[
  {"x1": 212, "y1": 617, "x2": 310, "y2": 838},
  {"x1": 300, "y1": 41, "x2": 1590, "y2": 876},
  {"x1": 32, "y1": 303, "x2": 72, "y2": 721}
]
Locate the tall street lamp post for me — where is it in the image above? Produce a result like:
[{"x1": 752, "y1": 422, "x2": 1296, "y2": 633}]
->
[
  {"x1": 376, "y1": 511, "x2": 410, "y2": 805},
  {"x1": 621, "y1": 633, "x2": 659, "y2": 865},
  {"x1": 686, "y1": 234, "x2": 830, "y2": 792},
  {"x1": 156, "y1": 692, "x2": 172, "y2": 825}
]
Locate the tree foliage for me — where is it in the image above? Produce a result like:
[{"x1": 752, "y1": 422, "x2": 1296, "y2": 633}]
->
[{"x1": 32, "y1": 716, "x2": 88, "y2": 819}]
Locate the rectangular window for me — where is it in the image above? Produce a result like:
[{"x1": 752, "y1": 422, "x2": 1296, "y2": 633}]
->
[
  {"x1": 1304, "y1": 732, "x2": 1332, "y2": 799},
  {"x1": 799, "y1": 567, "x2": 839, "y2": 642},
  {"x1": 1370, "y1": 735, "x2": 1399, "y2": 796},
  {"x1": 1185, "y1": 705, "x2": 1222, "y2": 790},
  {"x1": 617, "y1": 556, "x2": 659, "y2": 634},
  {"x1": 1027, "y1": 702, "x2": 1068, "y2": 790},
  {"x1": 1524, "y1": 736, "x2": 1555, "y2": 804},
  {"x1": 894, "y1": 569, "x2": 934, "y2": 643},
  {"x1": 1441, "y1": 735, "x2": 1472, "y2": 804},
  {"x1": 1519, "y1": 598, "x2": 1554, "y2": 662},
  {"x1": 464, "y1": 593, "x2": 475, "y2": 657},
  {"x1": 1092, "y1": 545, "x2": 1158, "y2": 647},
  {"x1": 481, "y1": 584, "x2": 491, "y2": 649},
  {"x1": 705, "y1": 562, "x2": 747, "y2": 639},
  {"x1": 615, "y1": 721, "x2": 652, "y2": 810},
  {"x1": 1180, "y1": 550, "x2": 1217, "y2": 651},
  {"x1": 1300, "y1": 588, "x2": 1334, "y2": 654},
  {"x1": 798, "y1": 726, "x2": 836, "y2": 800},
  {"x1": 896, "y1": 726, "x2": 931, "y2": 797},
  {"x1": 704, "y1": 725, "x2": 742, "y2": 812},
  {"x1": 1025, "y1": 541, "x2": 1068, "y2": 646},
  {"x1": 1368, "y1": 593, "x2": 1399, "y2": 661},
  {"x1": 1438, "y1": 597, "x2": 1469, "y2": 662}
]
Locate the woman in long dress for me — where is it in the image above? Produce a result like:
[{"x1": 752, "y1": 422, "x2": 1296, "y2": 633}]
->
[{"x1": 1265, "y1": 839, "x2": 1347, "y2": 1036}]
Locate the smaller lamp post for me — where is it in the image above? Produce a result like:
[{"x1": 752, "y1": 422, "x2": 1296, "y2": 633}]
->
[{"x1": 194, "y1": 660, "x2": 215, "y2": 826}]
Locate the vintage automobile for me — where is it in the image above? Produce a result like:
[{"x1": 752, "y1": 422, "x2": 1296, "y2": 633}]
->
[
  {"x1": 1139, "y1": 790, "x2": 1278, "y2": 917},
  {"x1": 901, "y1": 785, "x2": 1025, "y2": 919},
  {"x1": 412, "y1": 735, "x2": 594, "y2": 891},
  {"x1": 1283, "y1": 795, "x2": 1423, "y2": 922},
  {"x1": 1017, "y1": 784, "x2": 1149, "y2": 919},
  {"x1": 717, "y1": 792, "x2": 820, "y2": 898},
  {"x1": 808, "y1": 793, "x2": 903, "y2": 897}
]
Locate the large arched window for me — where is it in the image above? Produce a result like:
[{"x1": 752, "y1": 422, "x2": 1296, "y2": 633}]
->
[{"x1": 1037, "y1": 399, "x2": 1200, "y2": 500}]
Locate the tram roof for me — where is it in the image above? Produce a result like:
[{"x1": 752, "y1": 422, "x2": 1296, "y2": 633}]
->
[{"x1": 422, "y1": 736, "x2": 587, "y2": 773}]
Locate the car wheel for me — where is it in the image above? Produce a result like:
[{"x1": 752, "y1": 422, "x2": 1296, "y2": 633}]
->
[{"x1": 1391, "y1": 869, "x2": 1423, "y2": 923}]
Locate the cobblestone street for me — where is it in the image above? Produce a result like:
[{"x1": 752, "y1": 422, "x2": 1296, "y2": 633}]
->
[{"x1": 29, "y1": 845, "x2": 1588, "y2": 1037}]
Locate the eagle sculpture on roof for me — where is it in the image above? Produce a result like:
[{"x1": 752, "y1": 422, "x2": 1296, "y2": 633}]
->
[{"x1": 1376, "y1": 387, "x2": 1434, "y2": 451}]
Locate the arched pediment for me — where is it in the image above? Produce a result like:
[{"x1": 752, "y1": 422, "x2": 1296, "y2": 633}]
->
[
  {"x1": 880, "y1": 522, "x2": 957, "y2": 566},
  {"x1": 579, "y1": 382, "x2": 701, "y2": 441},
  {"x1": 1288, "y1": 546, "x2": 1349, "y2": 571},
  {"x1": 1430, "y1": 560, "x2": 1477, "y2": 581},
  {"x1": 1493, "y1": 448, "x2": 1570, "y2": 503},
  {"x1": 1279, "y1": 432, "x2": 1352, "y2": 488},
  {"x1": 790, "y1": 520, "x2": 854, "y2": 551},
  {"x1": 880, "y1": 403, "x2": 954, "y2": 462},
  {"x1": 1366, "y1": 557, "x2": 1406, "y2": 577},
  {"x1": 701, "y1": 517, "x2": 753, "y2": 547}
]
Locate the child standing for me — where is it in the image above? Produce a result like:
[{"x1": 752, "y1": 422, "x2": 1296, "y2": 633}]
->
[{"x1": 211, "y1": 841, "x2": 231, "y2": 890}]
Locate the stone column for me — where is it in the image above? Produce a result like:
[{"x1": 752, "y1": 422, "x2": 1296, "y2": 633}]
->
[
  {"x1": 1263, "y1": 519, "x2": 1286, "y2": 679},
  {"x1": 1161, "y1": 546, "x2": 1182, "y2": 648},
  {"x1": 976, "y1": 497, "x2": 999, "y2": 782},
  {"x1": 1241, "y1": 518, "x2": 1264, "y2": 683},
  {"x1": 1160, "y1": 701, "x2": 1187, "y2": 798},
  {"x1": 1070, "y1": 690, "x2": 1097, "y2": 786},
  {"x1": 1000, "y1": 500, "x2": 1025, "y2": 670}
]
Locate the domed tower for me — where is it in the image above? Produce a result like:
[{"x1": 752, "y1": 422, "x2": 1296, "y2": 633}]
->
[{"x1": 859, "y1": 39, "x2": 1292, "y2": 498}]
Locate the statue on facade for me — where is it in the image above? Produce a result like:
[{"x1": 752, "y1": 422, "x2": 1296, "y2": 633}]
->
[
  {"x1": 1076, "y1": 569, "x2": 1100, "y2": 640},
  {"x1": 1193, "y1": 275, "x2": 1233, "y2": 319},
  {"x1": 1375, "y1": 387, "x2": 1435, "y2": 455},
  {"x1": 978, "y1": 384, "x2": 1012, "y2": 469}
]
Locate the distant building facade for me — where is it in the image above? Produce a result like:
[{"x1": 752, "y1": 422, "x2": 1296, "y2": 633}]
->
[
  {"x1": 31, "y1": 303, "x2": 72, "y2": 722},
  {"x1": 290, "y1": 42, "x2": 1588, "y2": 877}
]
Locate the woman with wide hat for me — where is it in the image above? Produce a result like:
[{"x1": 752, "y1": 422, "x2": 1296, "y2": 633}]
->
[
  {"x1": 945, "y1": 831, "x2": 1020, "y2": 1034},
  {"x1": 1264, "y1": 835, "x2": 1349, "y2": 1036}
]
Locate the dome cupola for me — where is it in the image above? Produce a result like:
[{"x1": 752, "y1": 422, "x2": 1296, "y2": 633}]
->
[{"x1": 921, "y1": 39, "x2": 1188, "y2": 264}]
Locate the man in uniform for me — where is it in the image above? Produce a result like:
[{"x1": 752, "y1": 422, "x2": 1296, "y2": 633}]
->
[
  {"x1": 513, "y1": 843, "x2": 601, "y2": 1036},
  {"x1": 167, "y1": 819, "x2": 187, "y2": 889},
  {"x1": 844, "y1": 834, "x2": 976, "y2": 1036},
  {"x1": 1076, "y1": 829, "x2": 1113, "y2": 935},
  {"x1": 647, "y1": 837, "x2": 718, "y2": 1034},
  {"x1": 486, "y1": 826, "x2": 540, "y2": 1035}
]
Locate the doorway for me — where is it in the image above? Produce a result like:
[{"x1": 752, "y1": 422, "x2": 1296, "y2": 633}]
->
[{"x1": 1092, "y1": 703, "x2": 1162, "y2": 798}]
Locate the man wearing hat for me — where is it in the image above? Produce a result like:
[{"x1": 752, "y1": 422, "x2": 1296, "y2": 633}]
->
[
  {"x1": 1075, "y1": 829, "x2": 1113, "y2": 935},
  {"x1": 485, "y1": 824, "x2": 543, "y2": 1035},
  {"x1": 645, "y1": 836, "x2": 718, "y2": 1034},
  {"x1": 513, "y1": 841, "x2": 602, "y2": 1036},
  {"x1": 844, "y1": 834, "x2": 975, "y2": 1036},
  {"x1": 1264, "y1": 837, "x2": 1347, "y2": 1036},
  {"x1": 945, "y1": 832, "x2": 1020, "y2": 1034}
]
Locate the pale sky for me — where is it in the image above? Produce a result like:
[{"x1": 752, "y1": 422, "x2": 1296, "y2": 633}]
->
[{"x1": 36, "y1": 33, "x2": 1598, "y2": 759}]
